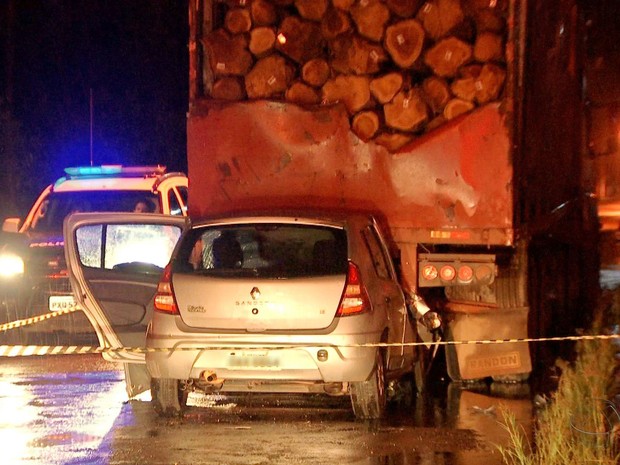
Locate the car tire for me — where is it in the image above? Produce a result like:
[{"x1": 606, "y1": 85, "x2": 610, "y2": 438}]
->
[
  {"x1": 151, "y1": 378, "x2": 188, "y2": 417},
  {"x1": 350, "y1": 350, "x2": 386, "y2": 420}
]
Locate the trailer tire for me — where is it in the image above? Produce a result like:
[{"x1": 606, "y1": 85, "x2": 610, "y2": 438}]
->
[
  {"x1": 350, "y1": 350, "x2": 386, "y2": 420},
  {"x1": 493, "y1": 245, "x2": 528, "y2": 310},
  {"x1": 151, "y1": 378, "x2": 188, "y2": 417}
]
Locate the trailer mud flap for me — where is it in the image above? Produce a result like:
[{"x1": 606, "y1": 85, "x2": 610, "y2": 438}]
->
[{"x1": 445, "y1": 309, "x2": 531, "y2": 381}]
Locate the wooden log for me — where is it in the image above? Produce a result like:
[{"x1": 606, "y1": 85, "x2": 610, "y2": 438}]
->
[
  {"x1": 449, "y1": 15, "x2": 476, "y2": 43},
  {"x1": 443, "y1": 98, "x2": 474, "y2": 119},
  {"x1": 450, "y1": 76, "x2": 477, "y2": 102},
  {"x1": 251, "y1": 0, "x2": 278, "y2": 26},
  {"x1": 330, "y1": 34, "x2": 387, "y2": 75},
  {"x1": 301, "y1": 58, "x2": 331, "y2": 87},
  {"x1": 370, "y1": 73, "x2": 403, "y2": 104},
  {"x1": 474, "y1": 63, "x2": 506, "y2": 103},
  {"x1": 332, "y1": 0, "x2": 355, "y2": 10},
  {"x1": 203, "y1": 29, "x2": 253, "y2": 77},
  {"x1": 416, "y1": 0, "x2": 465, "y2": 40},
  {"x1": 350, "y1": 0, "x2": 391, "y2": 42},
  {"x1": 463, "y1": 0, "x2": 509, "y2": 13},
  {"x1": 190, "y1": 0, "x2": 204, "y2": 100},
  {"x1": 459, "y1": 63, "x2": 482, "y2": 78},
  {"x1": 426, "y1": 115, "x2": 447, "y2": 131},
  {"x1": 473, "y1": 9, "x2": 506, "y2": 33},
  {"x1": 384, "y1": 19, "x2": 426, "y2": 68},
  {"x1": 322, "y1": 75, "x2": 371, "y2": 114},
  {"x1": 321, "y1": 7, "x2": 352, "y2": 39},
  {"x1": 352, "y1": 110, "x2": 380, "y2": 141},
  {"x1": 249, "y1": 27, "x2": 276, "y2": 57},
  {"x1": 285, "y1": 81, "x2": 322, "y2": 105},
  {"x1": 276, "y1": 16, "x2": 324, "y2": 64},
  {"x1": 473, "y1": 31, "x2": 504, "y2": 62},
  {"x1": 421, "y1": 76, "x2": 451, "y2": 113},
  {"x1": 225, "y1": 8, "x2": 252, "y2": 34},
  {"x1": 212, "y1": 77, "x2": 246, "y2": 100},
  {"x1": 384, "y1": 88, "x2": 429, "y2": 131},
  {"x1": 374, "y1": 132, "x2": 412, "y2": 151},
  {"x1": 423, "y1": 36, "x2": 472, "y2": 77},
  {"x1": 295, "y1": 0, "x2": 328, "y2": 21},
  {"x1": 217, "y1": 0, "x2": 250, "y2": 6},
  {"x1": 385, "y1": 0, "x2": 424, "y2": 18},
  {"x1": 245, "y1": 54, "x2": 295, "y2": 99},
  {"x1": 449, "y1": 62, "x2": 505, "y2": 103}
]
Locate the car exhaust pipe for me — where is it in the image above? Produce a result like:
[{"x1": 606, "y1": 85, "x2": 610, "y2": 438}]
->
[
  {"x1": 200, "y1": 370, "x2": 222, "y2": 384},
  {"x1": 323, "y1": 382, "x2": 348, "y2": 396}
]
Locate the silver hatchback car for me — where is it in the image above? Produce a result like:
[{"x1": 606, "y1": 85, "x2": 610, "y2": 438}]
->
[{"x1": 64, "y1": 211, "x2": 419, "y2": 420}]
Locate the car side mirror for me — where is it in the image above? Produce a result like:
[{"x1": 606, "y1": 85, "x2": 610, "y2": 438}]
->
[{"x1": 2, "y1": 218, "x2": 21, "y2": 233}]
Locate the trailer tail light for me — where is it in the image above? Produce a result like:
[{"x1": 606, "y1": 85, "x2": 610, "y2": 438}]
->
[
  {"x1": 475, "y1": 264, "x2": 494, "y2": 282},
  {"x1": 418, "y1": 253, "x2": 496, "y2": 287},
  {"x1": 421, "y1": 264, "x2": 438, "y2": 281},
  {"x1": 336, "y1": 262, "x2": 371, "y2": 316},
  {"x1": 154, "y1": 264, "x2": 179, "y2": 314},
  {"x1": 439, "y1": 265, "x2": 456, "y2": 281},
  {"x1": 457, "y1": 265, "x2": 474, "y2": 283}
]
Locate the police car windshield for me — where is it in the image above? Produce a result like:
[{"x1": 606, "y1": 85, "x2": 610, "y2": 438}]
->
[{"x1": 30, "y1": 191, "x2": 159, "y2": 232}]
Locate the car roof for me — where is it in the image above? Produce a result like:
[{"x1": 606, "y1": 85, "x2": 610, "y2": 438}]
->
[{"x1": 51, "y1": 165, "x2": 187, "y2": 192}]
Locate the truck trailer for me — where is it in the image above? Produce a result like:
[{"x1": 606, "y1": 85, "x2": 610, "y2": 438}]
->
[{"x1": 184, "y1": 0, "x2": 600, "y2": 382}]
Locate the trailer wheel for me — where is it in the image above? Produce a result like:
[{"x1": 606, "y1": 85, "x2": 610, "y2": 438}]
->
[
  {"x1": 493, "y1": 244, "x2": 528, "y2": 309},
  {"x1": 350, "y1": 350, "x2": 386, "y2": 420},
  {"x1": 151, "y1": 378, "x2": 188, "y2": 417}
]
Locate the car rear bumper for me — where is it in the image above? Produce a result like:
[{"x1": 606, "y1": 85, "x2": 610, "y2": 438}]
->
[{"x1": 146, "y1": 316, "x2": 381, "y2": 384}]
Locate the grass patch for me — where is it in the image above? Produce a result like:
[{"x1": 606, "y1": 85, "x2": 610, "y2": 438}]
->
[{"x1": 498, "y1": 330, "x2": 619, "y2": 465}]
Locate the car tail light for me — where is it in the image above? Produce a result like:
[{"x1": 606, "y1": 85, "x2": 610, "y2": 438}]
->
[
  {"x1": 154, "y1": 264, "x2": 179, "y2": 314},
  {"x1": 336, "y1": 262, "x2": 371, "y2": 316}
]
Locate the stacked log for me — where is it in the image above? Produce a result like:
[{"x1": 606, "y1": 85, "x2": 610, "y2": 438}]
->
[{"x1": 201, "y1": 0, "x2": 508, "y2": 151}]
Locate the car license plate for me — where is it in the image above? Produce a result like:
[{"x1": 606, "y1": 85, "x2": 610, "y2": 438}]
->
[
  {"x1": 49, "y1": 295, "x2": 76, "y2": 312},
  {"x1": 227, "y1": 351, "x2": 280, "y2": 370}
]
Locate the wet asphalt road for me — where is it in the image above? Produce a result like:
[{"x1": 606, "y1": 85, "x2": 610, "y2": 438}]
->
[{"x1": 0, "y1": 354, "x2": 533, "y2": 465}]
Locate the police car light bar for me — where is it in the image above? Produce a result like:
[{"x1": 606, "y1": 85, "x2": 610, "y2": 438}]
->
[{"x1": 64, "y1": 165, "x2": 167, "y2": 178}]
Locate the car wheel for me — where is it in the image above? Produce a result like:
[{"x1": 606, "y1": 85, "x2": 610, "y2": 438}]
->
[
  {"x1": 350, "y1": 350, "x2": 386, "y2": 420},
  {"x1": 151, "y1": 378, "x2": 188, "y2": 417}
]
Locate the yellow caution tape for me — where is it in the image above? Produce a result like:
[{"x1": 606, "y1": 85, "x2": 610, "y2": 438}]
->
[
  {"x1": 1, "y1": 306, "x2": 618, "y2": 356},
  {"x1": 0, "y1": 306, "x2": 79, "y2": 332},
  {"x1": 0, "y1": 334, "x2": 618, "y2": 357}
]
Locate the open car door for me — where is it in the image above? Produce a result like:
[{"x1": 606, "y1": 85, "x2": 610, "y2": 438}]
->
[{"x1": 64, "y1": 213, "x2": 188, "y2": 396}]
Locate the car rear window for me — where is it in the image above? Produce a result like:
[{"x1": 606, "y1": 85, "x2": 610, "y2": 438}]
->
[{"x1": 173, "y1": 223, "x2": 348, "y2": 278}]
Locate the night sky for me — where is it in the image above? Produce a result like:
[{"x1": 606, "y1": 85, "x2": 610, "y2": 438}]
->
[{"x1": 0, "y1": 0, "x2": 189, "y2": 218}]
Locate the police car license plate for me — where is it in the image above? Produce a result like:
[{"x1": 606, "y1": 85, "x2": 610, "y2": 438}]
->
[{"x1": 49, "y1": 295, "x2": 76, "y2": 312}]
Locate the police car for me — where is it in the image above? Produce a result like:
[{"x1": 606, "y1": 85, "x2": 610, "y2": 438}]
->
[{"x1": 0, "y1": 165, "x2": 188, "y2": 344}]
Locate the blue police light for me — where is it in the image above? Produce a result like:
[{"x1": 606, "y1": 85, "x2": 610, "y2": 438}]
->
[{"x1": 64, "y1": 165, "x2": 124, "y2": 177}]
